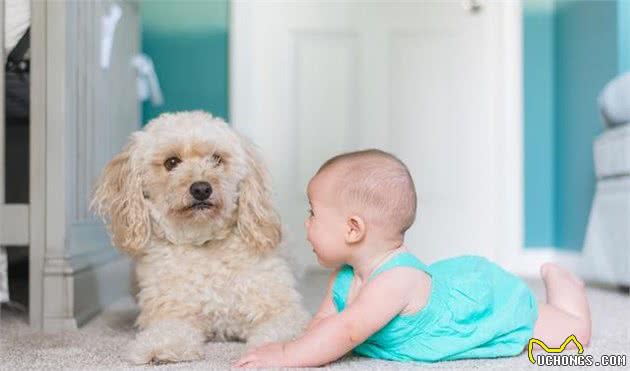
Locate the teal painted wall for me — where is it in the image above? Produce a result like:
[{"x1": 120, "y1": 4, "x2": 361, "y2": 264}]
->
[
  {"x1": 620, "y1": 0, "x2": 630, "y2": 71},
  {"x1": 554, "y1": 0, "x2": 618, "y2": 250},
  {"x1": 523, "y1": 0, "x2": 556, "y2": 247},
  {"x1": 523, "y1": 0, "x2": 621, "y2": 250},
  {"x1": 140, "y1": 0, "x2": 229, "y2": 123}
]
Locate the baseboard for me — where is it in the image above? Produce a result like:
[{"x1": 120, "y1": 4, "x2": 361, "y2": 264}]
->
[
  {"x1": 307, "y1": 247, "x2": 625, "y2": 288},
  {"x1": 503, "y1": 247, "x2": 557, "y2": 278},
  {"x1": 43, "y1": 250, "x2": 132, "y2": 331},
  {"x1": 306, "y1": 248, "x2": 578, "y2": 280},
  {"x1": 306, "y1": 248, "x2": 578, "y2": 279},
  {"x1": 73, "y1": 253, "x2": 133, "y2": 327},
  {"x1": 506, "y1": 246, "x2": 628, "y2": 287}
]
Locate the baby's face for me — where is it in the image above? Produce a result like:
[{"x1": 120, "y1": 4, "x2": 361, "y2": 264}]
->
[{"x1": 305, "y1": 173, "x2": 350, "y2": 268}]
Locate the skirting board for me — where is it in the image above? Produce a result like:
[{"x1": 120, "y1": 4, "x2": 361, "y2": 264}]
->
[
  {"x1": 306, "y1": 247, "x2": 628, "y2": 287},
  {"x1": 42, "y1": 250, "x2": 133, "y2": 331},
  {"x1": 505, "y1": 247, "x2": 575, "y2": 278},
  {"x1": 73, "y1": 254, "x2": 133, "y2": 327},
  {"x1": 305, "y1": 249, "x2": 578, "y2": 280},
  {"x1": 505, "y1": 247, "x2": 629, "y2": 287}
]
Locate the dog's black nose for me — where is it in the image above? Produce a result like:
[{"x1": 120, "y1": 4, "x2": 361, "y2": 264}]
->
[{"x1": 190, "y1": 181, "x2": 213, "y2": 201}]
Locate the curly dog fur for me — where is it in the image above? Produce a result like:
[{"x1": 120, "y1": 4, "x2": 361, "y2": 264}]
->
[{"x1": 92, "y1": 111, "x2": 309, "y2": 364}]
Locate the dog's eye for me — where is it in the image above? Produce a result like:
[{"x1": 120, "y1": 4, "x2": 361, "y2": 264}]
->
[
  {"x1": 212, "y1": 153, "x2": 223, "y2": 165},
  {"x1": 164, "y1": 156, "x2": 182, "y2": 171}
]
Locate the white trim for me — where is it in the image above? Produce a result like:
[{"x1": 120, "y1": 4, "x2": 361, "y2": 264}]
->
[
  {"x1": 504, "y1": 247, "x2": 557, "y2": 278},
  {"x1": 229, "y1": 0, "x2": 254, "y2": 135},
  {"x1": 496, "y1": 0, "x2": 525, "y2": 271},
  {"x1": 30, "y1": 0, "x2": 48, "y2": 330},
  {"x1": 506, "y1": 247, "x2": 629, "y2": 288}
]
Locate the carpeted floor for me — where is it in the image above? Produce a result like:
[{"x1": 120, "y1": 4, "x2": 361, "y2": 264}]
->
[{"x1": 1, "y1": 270, "x2": 628, "y2": 371}]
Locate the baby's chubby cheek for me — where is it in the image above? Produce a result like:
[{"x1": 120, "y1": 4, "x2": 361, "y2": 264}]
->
[
  {"x1": 307, "y1": 239, "x2": 323, "y2": 259},
  {"x1": 307, "y1": 237, "x2": 318, "y2": 254},
  {"x1": 305, "y1": 227, "x2": 315, "y2": 245}
]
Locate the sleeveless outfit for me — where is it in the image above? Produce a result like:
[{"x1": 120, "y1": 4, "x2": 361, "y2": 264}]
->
[{"x1": 332, "y1": 253, "x2": 539, "y2": 362}]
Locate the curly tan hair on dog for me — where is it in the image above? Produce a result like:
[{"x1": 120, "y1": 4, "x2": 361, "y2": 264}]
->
[{"x1": 92, "y1": 111, "x2": 309, "y2": 365}]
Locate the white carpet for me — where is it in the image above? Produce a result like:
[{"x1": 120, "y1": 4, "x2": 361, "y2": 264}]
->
[{"x1": 1, "y1": 271, "x2": 628, "y2": 371}]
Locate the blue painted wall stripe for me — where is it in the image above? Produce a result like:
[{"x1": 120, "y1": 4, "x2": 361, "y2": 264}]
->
[
  {"x1": 524, "y1": 0, "x2": 621, "y2": 250},
  {"x1": 553, "y1": 0, "x2": 618, "y2": 250},
  {"x1": 523, "y1": 0, "x2": 556, "y2": 247},
  {"x1": 619, "y1": 0, "x2": 630, "y2": 72},
  {"x1": 140, "y1": 1, "x2": 229, "y2": 124}
]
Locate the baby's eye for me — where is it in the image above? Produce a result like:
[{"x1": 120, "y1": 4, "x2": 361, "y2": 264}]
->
[{"x1": 308, "y1": 208, "x2": 314, "y2": 217}]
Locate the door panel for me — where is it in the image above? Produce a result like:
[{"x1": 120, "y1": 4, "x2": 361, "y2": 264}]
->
[{"x1": 232, "y1": 0, "x2": 516, "y2": 268}]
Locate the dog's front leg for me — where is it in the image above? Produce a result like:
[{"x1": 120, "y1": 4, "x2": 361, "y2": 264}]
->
[
  {"x1": 126, "y1": 318, "x2": 205, "y2": 365},
  {"x1": 246, "y1": 304, "x2": 311, "y2": 348}
]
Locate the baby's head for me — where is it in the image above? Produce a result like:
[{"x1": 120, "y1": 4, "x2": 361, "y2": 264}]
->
[{"x1": 305, "y1": 149, "x2": 417, "y2": 267}]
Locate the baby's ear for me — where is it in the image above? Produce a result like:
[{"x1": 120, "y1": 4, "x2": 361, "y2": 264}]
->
[
  {"x1": 345, "y1": 215, "x2": 366, "y2": 244},
  {"x1": 91, "y1": 133, "x2": 151, "y2": 256},
  {"x1": 236, "y1": 136, "x2": 282, "y2": 253}
]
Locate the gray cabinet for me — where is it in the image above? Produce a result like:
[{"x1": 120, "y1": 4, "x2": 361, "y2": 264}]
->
[{"x1": 22, "y1": 0, "x2": 141, "y2": 330}]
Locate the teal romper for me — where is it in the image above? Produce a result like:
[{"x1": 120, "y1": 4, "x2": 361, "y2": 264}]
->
[{"x1": 332, "y1": 253, "x2": 539, "y2": 362}]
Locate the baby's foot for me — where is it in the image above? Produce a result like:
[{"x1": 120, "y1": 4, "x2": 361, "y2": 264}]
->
[
  {"x1": 541, "y1": 262, "x2": 585, "y2": 290},
  {"x1": 539, "y1": 262, "x2": 591, "y2": 340}
]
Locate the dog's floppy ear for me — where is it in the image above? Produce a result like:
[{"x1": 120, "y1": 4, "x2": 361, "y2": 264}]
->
[
  {"x1": 236, "y1": 136, "x2": 282, "y2": 253},
  {"x1": 91, "y1": 133, "x2": 150, "y2": 256}
]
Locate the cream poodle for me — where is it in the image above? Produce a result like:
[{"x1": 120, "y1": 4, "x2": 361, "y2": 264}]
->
[{"x1": 92, "y1": 111, "x2": 310, "y2": 364}]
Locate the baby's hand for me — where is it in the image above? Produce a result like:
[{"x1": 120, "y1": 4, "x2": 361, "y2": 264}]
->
[{"x1": 233, "y1": 342, "x2": 288, "y2": 368}]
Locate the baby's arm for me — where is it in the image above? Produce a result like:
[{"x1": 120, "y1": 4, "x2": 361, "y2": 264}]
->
[
  {"x1": 236, "y1": 268, "x2": 420, "y2": 368},
  {"x1": 305, "y1": 270, "x2": 339, "y2": 331}
]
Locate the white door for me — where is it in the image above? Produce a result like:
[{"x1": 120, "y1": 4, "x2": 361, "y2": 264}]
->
[{"x1": 231, "y1": 0, "x2": 522, "y2": 269}]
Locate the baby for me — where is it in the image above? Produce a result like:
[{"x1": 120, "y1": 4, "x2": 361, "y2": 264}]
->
[{"x1": 234, "y1": 149, "x2": 592, "y2": 368}]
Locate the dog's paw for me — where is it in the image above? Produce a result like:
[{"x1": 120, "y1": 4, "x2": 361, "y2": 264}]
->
[
  {"x1": 125, "y1": 319, "x2": 205, "y2": 365},
  {"x1": 126, "y1": 339, "x2": 204, "y2": 365},
  {"x1": 246, "y1": 306, "x2": 311, "y2": 348}
]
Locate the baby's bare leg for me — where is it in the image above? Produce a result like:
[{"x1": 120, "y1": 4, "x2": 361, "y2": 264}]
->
[{"x1": 531, "y1": 263, "x2": 592, "y2": 349}]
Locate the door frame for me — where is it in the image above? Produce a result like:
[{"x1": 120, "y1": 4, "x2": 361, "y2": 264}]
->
[
  {"x1": 229, "y1": 1, "x2": 524, "y2": 270},
  {"x1": 29, "y1": 0, "x2": 46, "y2": 329}
]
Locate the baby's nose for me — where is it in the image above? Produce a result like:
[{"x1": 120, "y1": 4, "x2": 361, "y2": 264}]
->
[{"x1": 190, "y1": 181, "x2": 213, "y2": 201}]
